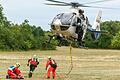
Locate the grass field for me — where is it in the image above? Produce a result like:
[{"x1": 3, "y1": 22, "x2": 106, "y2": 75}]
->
[{"x1": 0, "y1": 46, "x2": 120, "y2": 80}]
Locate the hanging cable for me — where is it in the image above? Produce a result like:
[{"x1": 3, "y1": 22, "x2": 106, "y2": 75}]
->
[{"x1": 66, "y1": 42, "x2": 73, "y2": 76}]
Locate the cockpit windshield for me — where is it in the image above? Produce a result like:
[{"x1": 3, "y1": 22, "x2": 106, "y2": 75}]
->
[{"x1": 52, "y1": 13, "x2": 77, "y2": 26}]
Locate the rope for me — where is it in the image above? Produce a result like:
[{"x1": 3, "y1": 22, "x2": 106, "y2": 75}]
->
[{"x1": 66, "y1": 42, "x2": 73, "y2": 76}]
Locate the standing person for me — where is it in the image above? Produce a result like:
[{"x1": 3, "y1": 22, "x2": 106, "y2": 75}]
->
[
  {"x1": 78, "y1": 9, "x2": 85, "y2": 20},
  {"x1": 27, "y1": 55, "x2": 39, "y2": 78},
  {"x1": 76, "y1": 9, "x2": 88, "y2": 47},
  {"x1": 46, "y1": 56, "x2": 57, "y2": 79},
  {"x1": 76, "y1": 9, "x2": 85, "y2": 42},
  {"x1": 6, "y1": 63, "x2": 24, "y2": 79}
]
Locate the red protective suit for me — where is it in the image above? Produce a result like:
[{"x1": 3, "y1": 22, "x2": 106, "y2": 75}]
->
[
  {"x1": 13, "y1": 67, "x2": 24, "y2": 78},
  {"x1": 7, "y1": 69, "x2": 17, "y2": 79},
  {"x1": 28, "y1": 58, "x2": 38, "y2": 66},
  {"x1": 7, "y1": 66, "x2": 24, "y2": 79},
  {"x1": 46, "y1": 59, "x2": 57, "y2": 79},
  {"x1": 28, "y1": 58, "x2": 39, "y2": 78}
]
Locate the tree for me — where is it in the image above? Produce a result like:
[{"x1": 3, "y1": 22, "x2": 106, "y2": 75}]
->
[
  {"x1": 97, "y1": 21, "x2": 120, "y2": 49},
  {"x1": 111, "y1": 31, "x2": 120, "y2": 49},
  {"x1": 83, "y1": 21, "x2": 120, "y2": 49}
]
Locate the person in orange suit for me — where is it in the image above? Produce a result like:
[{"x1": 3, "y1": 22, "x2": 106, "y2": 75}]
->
[
  {"x1": 27, "y1": 55, "x2": 39, "y2": 78},
  {"x1": 6, "y1": 63, "x2": 24, "y2": 79},
  {"x1": 46, "y1": 56, "x2": 57, "y2": 79}
]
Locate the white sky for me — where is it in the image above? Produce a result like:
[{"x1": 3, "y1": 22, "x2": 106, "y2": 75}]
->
[{"x1": 0, "y1": 0, "x2": 120, "y2": 31}]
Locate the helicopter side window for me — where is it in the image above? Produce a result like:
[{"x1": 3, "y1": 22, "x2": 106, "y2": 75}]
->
[{"x1": 69, "y1": 13, "x2": 78, "y2": 27}]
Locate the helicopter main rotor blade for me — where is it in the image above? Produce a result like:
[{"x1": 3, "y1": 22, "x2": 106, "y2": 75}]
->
[
  {"x1": 46, "y1": 0, "x2": 70, "y2": 5},
  {"x1": 82, "y1": 0, "x2": 113, "y2": 4},
  {"x1": 45, "y1": 3, "x2": 69, "y2": 6},
  {"x1": 46, "y1": 0, "x2": 120, "y2": 9},
  {"x1": 78, "y1": 4, "x2": 120, "y2": 9}
]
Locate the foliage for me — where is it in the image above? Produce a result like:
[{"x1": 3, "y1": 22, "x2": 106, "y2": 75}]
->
[
  {"x1": 84, "y1": 21, "x2": 120, "y2": 49},
  {"x1": 0, "y1": 5, "x2": 56, "y2": 51},
  {"x1": 98, "y1": 21, "x2": 120, "y2": 49},
  {"x1": 111, "y1": 31, "x2": 120, "y2": 49}
]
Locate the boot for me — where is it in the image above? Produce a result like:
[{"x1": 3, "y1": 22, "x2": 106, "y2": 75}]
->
[
  {"x1": 6, "y1": 75, "x2": 9, "y2": 79},
  {"x1": 53, "y1": 76, "x2": 55, "y2": 79},
  {"x1": 46, "y1": 77, "x2": 50, "y2": 79},
  {"x1": 28, "y1": 72, "x2": 32, "y2": 78}
]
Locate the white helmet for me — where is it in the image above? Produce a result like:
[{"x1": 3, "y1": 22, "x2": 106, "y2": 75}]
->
[
  {"x1": 15, "y1": 63, "x2": 20, "y2": 67},
  {"x1": 48, "y1": 56, "x2": 51, "y2": 59},
  {"x1": 33, "y1": 55, "x2": 36, "y2": 57}
]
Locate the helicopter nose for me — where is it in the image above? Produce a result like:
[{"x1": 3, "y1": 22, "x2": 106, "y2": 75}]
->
[{"x1": 53, "y1": 19, "x2": 61, "y2": 31}]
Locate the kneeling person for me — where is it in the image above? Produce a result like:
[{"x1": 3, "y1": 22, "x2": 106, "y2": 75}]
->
[{"x1": 6, "y1": 63, "x2": 24, "y2": 79}]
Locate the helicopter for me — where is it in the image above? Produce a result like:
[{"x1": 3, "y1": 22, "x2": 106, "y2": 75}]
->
[{"x1": 45, "y1": 0, "x2": 114, "y2": 47}]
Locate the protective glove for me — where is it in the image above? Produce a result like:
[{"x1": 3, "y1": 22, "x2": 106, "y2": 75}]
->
[
  {"x1": 27, "y1": 64, "x2": 29, "y2": 66},
  {"x1": 37, "y1": 62, "x2": 39, "y2": 65}
]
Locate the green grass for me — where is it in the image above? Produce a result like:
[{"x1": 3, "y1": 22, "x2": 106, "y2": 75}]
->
[{"x1": 0, "y1": 46, "x2": 120, "y2": 80}]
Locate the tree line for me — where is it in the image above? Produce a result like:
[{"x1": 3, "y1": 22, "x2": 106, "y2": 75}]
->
[
  {"x1": 0, "y1": 4, "x2": 120, "y2": 51},
  {"x1": 85, "y1": 21, "x2": 120, "y2": 49},
  {"x1": 0, "y1": 5, "x2": 56, "y2": 51}
]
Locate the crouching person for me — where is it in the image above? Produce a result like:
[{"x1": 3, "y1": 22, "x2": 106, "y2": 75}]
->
[
  {"x1": 6, "y1": 63, "x2": 24, "y2": 79},
  {"x1": 27, "y1": 55, "x2": 39, "y2": 78}
]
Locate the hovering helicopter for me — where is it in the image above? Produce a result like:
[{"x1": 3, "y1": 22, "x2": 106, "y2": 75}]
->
[{"x1": 45, "y1": 0, "x2": 113, "y2": 47}]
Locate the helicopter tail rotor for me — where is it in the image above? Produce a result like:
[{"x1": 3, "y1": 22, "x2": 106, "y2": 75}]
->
[
  {"x1": 91, "y1": 10, "x2": 102, "y2": 39},
  {"x1": 92, "y1": 10, "x2": 102, "y2": 30}
]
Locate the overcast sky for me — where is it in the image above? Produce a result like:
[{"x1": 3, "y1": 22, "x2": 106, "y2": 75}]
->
[{"x1": 0, "y1": 0, "x2": 120, "y2": 31}]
